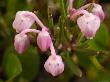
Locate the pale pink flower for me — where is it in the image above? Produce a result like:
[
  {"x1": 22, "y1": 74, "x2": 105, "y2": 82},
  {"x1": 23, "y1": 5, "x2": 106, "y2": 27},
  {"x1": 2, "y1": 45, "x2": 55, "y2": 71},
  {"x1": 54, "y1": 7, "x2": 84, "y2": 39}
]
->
[
  {"x1": 37, "y1": 29, "x2": 51, "y2": 52},
  {"x1": 92, "y1": 3, "x2": 105, "y2": 22},
  {"x1": 44, "y1": 55, "x2": 64, "y2": 76},
  {"x1": 13, "y1": 11, "x2": 35, "y2": 33},
  {"x1": 14, "y1": 34, "x2": 30, "y2": 54},
  {"x1": 77, "y1": 13, "x2": 100, "y2": 39}
]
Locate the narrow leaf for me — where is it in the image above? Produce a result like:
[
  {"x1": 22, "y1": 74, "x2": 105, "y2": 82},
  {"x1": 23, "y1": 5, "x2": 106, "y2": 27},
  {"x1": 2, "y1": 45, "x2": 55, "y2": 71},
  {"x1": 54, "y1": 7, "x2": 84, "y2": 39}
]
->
[{"x1": 65, "y1": 57, "x2": 82, "y2": 77}]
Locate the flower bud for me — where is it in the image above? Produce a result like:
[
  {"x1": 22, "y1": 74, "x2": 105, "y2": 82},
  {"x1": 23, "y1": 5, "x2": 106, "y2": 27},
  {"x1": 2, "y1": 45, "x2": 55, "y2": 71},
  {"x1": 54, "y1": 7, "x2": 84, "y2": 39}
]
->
[
  {"x1": 13, "y1": 11, "x2": 35, "y2": 33},
  {"x1": 92, "y1": 3, "x2": 105, "y2": 22},
  {"x1": 44, "y1": 55, "x2": 64, "y2": 76},
  {"x1": 14, "y1": 34, "x2": 30, "y2": 54},
  {"x1": 37, "y1": 29, "x2": 51, "y2": 52},
  {"x1": 77, "y1": 13, "x2": 100, "y2": 39}
]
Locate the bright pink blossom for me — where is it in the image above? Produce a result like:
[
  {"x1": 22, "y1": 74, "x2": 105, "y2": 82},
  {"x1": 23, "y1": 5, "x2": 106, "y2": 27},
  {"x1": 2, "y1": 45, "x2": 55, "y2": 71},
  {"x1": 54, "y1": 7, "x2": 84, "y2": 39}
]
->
[
  {"x1": 14, "y1": 34, "x2": 30, "y2": 54},
  {"x1": 44, "y1": 55, "x2": 64, "y2": 76}
]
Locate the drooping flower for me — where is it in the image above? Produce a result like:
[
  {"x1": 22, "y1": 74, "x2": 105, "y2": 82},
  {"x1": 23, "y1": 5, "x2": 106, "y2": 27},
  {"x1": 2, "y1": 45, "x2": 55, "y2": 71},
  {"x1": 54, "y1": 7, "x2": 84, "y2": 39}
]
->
[
  {"x1": 14, "y1": 34, "x2": 30, "y2": 54},
  {"x1": 77, "y1": 12, "x2": 100, "y2": 39},
  {"x1": 92, "y1": 3, "x2": 105, "y2": 22},
  {"x1": 37, "y1": 29, "x2": 51, "y2": 52},
  {"x1": 13, "y1": 11, "x2": 35, "y2": 33},
  {"x1": 44, "y1": 55, "x2": 64, "y2": 76}
]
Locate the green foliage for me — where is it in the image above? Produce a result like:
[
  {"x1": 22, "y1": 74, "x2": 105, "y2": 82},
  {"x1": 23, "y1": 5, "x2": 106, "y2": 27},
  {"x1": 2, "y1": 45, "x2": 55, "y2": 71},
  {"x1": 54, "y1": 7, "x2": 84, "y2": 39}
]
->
[
  {"x1": 76, "y1": 23, "x2": 110, "y2": 70},
  {"x1": 0, "y1": 79, "x2": 4, "y2": 82},
  {"x1": 65, "y1": 56, "x2": 82, "y2": 77},
  {"x1": 0, "y1": 0, "x2": 110, "y2": 82},
  {"x1": 88, "y1": 23, "x2": 109, "y2": 50},
  {"x1": 2, "y1": 46, "x2": 40, "y2": 82},
  {"x1": 2, "y1": 49, "x2": 22, "y2": 81},
  {"x1": 18, "y1": 46, "x2": 39, "y2": 81},
  {"x1": 74, "y1": 0, "x2": 85, "y2": 8}
]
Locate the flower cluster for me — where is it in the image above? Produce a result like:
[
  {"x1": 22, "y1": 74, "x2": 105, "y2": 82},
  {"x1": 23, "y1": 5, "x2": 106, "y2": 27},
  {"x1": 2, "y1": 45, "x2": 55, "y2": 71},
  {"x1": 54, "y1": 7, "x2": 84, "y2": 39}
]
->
[
  {"x1": 12, "y1": 0, "x2": 105, "y2": 77},
  {"x1": 13, "y1": 11, "x2": 64, "y2": 76},
  {"x1": 68, "y1": 0, "x2": 105, "y2": 39}
]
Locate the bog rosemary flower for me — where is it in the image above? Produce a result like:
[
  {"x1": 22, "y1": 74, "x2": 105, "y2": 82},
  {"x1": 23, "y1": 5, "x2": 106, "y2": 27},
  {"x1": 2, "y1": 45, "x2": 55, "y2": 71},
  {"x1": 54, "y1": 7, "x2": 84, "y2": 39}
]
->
[
  {"x1": 44, "y1": 55, "x2": 64, "y2": 76},
  {"x1": 67, "y1": 0, "x2": 104, "y2": 39},
  {"x1": 13, "y1": 11, "x2": 35, "y2": 33},
  {"x1": 44, "y1": 42, "x2": 64, "y2": 76},
  {"x1": 77, "y1": 12, "x2": 100, "y2": 39},
  {"x1": 37, "y1": 29, "x2": 51, "y2": 52},
  {"x1": 14, "y1": 34, "x2": 30, "y2": 54},
  {"x1": 92, "y1": 3, "x2": 105, "y2": 22},
  {"x1": 13, "y1": 11, "x2": 48, "y2": 33},
  {"x1": 12, "y1": 11, "x2": 64, "y2": 76}
]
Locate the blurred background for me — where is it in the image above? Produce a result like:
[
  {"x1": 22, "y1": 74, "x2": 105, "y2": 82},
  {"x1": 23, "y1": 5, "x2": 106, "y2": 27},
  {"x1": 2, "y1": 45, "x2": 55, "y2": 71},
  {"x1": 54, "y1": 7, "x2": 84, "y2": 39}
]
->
[{"x1": 0, "y1": 0, "x2": 110, "y2": 82}]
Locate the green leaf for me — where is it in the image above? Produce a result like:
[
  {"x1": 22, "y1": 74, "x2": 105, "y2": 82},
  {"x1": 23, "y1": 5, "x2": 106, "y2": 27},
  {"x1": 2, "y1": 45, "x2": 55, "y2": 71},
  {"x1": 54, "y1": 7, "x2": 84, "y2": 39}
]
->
[
  {"x1": 2, "y1": 51, "x2": 22, "y2": 80},
  {"x1": 74, "y1": 0, "x2": 85, "y2": 8},
  {"x1": 64, "y1": 56, "x2": 82, "y2": 77},
  {"x1": 90, "y1": 56, "x2": 103, "y2": 70},
  {"x1": 2, "y1": 46, "x2": 39, "y2": 81},
  {"x1": 60, "y1": 0, "x2": 67, "y2": 19},
  {"x1": 88, "y1": 24, "x2": 109, "y2": 50},
  {"x1": 0, "y1": 79, "x2": 4, "y2": 82},
  {"x1": 6, "y1": 0, "x2": 17, "y2": 12},
  {"x1": 18, "y1": 46, "x2": 40, "y2": 81},
  {"x1": 76, "y1": 51, "x2": 93, "y2": 69},
  {"x1": 76, "y1": 50, "x2": 104, "y2": 70},
  {"x1": 93, "y1": 70, "x2": 110, "y2": 82}
]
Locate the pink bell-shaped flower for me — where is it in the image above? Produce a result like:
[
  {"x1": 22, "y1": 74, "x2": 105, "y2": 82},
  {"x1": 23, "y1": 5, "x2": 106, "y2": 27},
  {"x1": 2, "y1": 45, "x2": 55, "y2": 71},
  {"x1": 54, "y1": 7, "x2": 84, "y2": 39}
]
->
[
  {"x1": 37, "y1": 29, "x2": 51, "y2": 52},
  {"x1": 44, "y1": 55, "x2": 64, "y2": 76},
  {"x1": 77, "y1": 13, "x2": 100, "y2": 39},
  {"x1": 13, "y1": 11, "x2": 35, "y2": 33},
  {"x1": 14, "y1": 34, "x2": 30, "y2": 54},
  {"x1": 92, "y1": 3, "x2": 105, "y2": 22}
]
